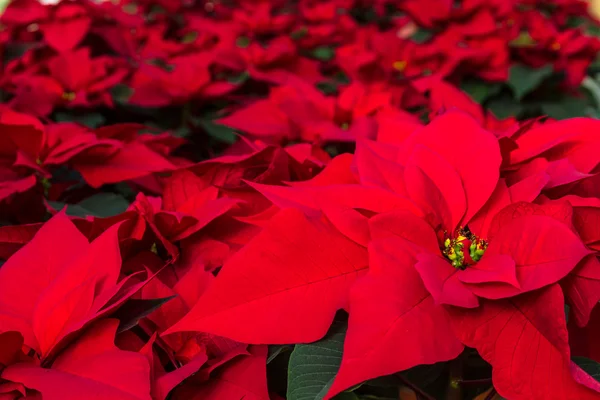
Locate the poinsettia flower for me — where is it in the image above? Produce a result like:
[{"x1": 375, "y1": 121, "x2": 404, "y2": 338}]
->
[
  {"x1": 232, "y1": 2, "x2": 295, "y2": 37},
  {"x1": 8, "y1": 48, "x2": 130, "y2": 116},
  {"x1": 217, "y1": 35, "x2": 324, "y2": 85},
  {"x1": 130, "y1": 191, "x2": 239, "y2": 260},
  {"x1": 68, "y1": 124, "x2": 182, "y2": 188},
  {"x1": 515, "y1": 12, "x2": 600, "y2": 86},
  {"x1": 1, "y1": 0, "x2": 91, "y2": 52},
  {"x1": 218, "y1": 80, "x2": 415, "y2": 144},
  {"x1": 166, "y1": 111, "x2": 598, "y2": 399},
  {"x1": 0, "y1": 212, "x2": 157, "y2": 360},
  {"x1": 449, "y1": 284, "x2": 600, "y2": 399},
  {"x1": 294, "y1": 0, "x2": 357, "y2": 49},
  {"x1": 1, "y1": 319, "x2": 152, "y2": 400},
  {"x1": 128, "y1": 51, "x2": 238, "y2": 107},
  {"x1": 506, "y1": 118, "x2": 600, "y2": 199},
  {"x1": 170, "y1": 345, "x2": 269, "y2": 400}
]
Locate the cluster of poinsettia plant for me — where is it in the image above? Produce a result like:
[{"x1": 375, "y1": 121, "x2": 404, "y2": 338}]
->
[{"x1": 3, "y1": 0, "x2": 600, "y2": 399}]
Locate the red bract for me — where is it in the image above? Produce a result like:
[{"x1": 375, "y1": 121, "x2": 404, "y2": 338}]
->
[
  {"x1": 2, "y1": 319, "x2": 151, "y2": 400},
  {"x1": 0, "y1": 212, "x2": 160, "y2": 360},
  {"x1": 449, "y1": 285, "x2": 600, "y2": 399},
  {"x1": 7, "y1": 48, "x2": 129, "y2": 116},
  {"x1": 218, "y1": 80, "x2": 417, "y2": 144},
  {"x1": 128, "y1": 52, "x2": 238, "y2": 107},
  {"x1": 165, "y1": 111, "x2": 600, "y2": 399},
  {"x1": 1, "y1": 0, "x2": 600, "y2": 398},
  {"x1": 1, "y1": 0, "x2": 91, "y2": 52}
]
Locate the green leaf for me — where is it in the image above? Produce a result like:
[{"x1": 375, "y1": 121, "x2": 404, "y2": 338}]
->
[
  {"x1": 55, "y1": 112, "x2": 106, "y2": 128},
  {"x1": 311, "y1": 46, "x2": 335, "y2": 61},
  {"x1": 400, "y1": 363, "x2": 446, "y2": 388},
  {"x1": 268, "y1": 345, "x2": 292, "y2": 364},
  {"x1": 317, "y1": 81, "x2": 340, "y2": 95},
  {"x1": 48, "y1": 193, "x2": 130, "y2": 218},
  {"x1": 228, "y1": 70, "x2": 250, "y2": 85},
  {"x1": 287, "y1": 321, "x2": 347, "y2": 400},
  {"x1": 111, "y1": 84, "x2": 134, "y2": 104},
  {"x1": 410, "y1": 28, "x2": 434, "y2": 44},
  {"x1": 508, "y1": 64, "x2": 554, "y2": 100},
  {"x1": 487, "y1": 94, "x2": 523, "y2": 120},
  {"x1": 460, "y1": 80, "x2": 503, "y2": 104},
  {"x1": 573, "y1": 357, "x2": 600, "y2": 382},
  {"x1": 114, "y1": 296, "x2": 175, "y2": 333},
  {"x1": 199, "y1": 119, "x2": 238, "y2": 144},
  {"x1": 541, "y1": 95, "x2": 591, "y2": 120}
]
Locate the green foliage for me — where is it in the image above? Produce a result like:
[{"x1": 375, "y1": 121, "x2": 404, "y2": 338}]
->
[
  {"x1": 48, "y1": 193, "x2": 130, "y2": 218},
  {"x1": 508, "y1": 64, "x2": 554, "y2": 100},
  {"x1": 573, "y1": 357, "x2": 600, "y2": 382},
  {"x1": 287, "y1": 321, "x2": 346, "y2": 400}
]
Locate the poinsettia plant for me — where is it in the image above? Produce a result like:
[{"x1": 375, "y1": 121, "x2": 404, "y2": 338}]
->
[{"x1": 2, "y1": 0, "x2": 600, "y2": 399}]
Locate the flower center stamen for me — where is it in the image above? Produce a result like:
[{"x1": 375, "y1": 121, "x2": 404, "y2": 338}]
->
[{"x1": 442, "y1": 227, "x2": 487, "y2": 269}]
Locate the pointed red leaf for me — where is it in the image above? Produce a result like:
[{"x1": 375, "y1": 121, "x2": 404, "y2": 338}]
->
[
  {"x1": 171, "y1": 345, "x2": 269, "y2": 400},
  {"x1": 399, "y1": 110, "x2": 501, "y2": 224},
  {"x1": 562, "y1": 255, "x2": 600, "y2": 327},
  {"x1": 326, "y1": 238, "x2": 463, "y2": 398},
  {"x1": 164, "y1": 208, "x2": 368, "y2": 343},
  {"x1": 465, "y1": 215, "x2": 590, "y2": 299},
  {"x1": 415, "y1": 253, "x2": 479, "y2": 308},
  {"x1": 448, "y1": 285, "x2": 600, "y2": 399},
  {"x1": 3, "y1": 319, "x2": 151, "y2": 400}
]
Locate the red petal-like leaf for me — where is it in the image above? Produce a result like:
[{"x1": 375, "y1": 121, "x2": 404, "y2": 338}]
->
[
  {"x1": 3, "y1": 319, "x2": 151, "y2": 400},
  {"x1": 326, "y1": 238, "x2": 463, "y2": 398},
  {"x1": 465, "y1": 215, "x2": 590, "y2": 298},
  {"x1": 448, "y1": 285, "x2": 600, "y2": 399},
  {"x1": 164, "y1": 208, "x2": 368, "y2": 343}
]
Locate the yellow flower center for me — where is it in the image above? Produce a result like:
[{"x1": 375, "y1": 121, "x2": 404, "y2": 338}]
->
[
  {"x1": 62, "y1": 92, "x2": 76, "y2": 101},
  {"x1": 393, "y1": 60, "x2": 407, "y2": 72}
]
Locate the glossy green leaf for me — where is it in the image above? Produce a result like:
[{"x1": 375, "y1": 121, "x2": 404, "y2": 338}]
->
[
  {"x1": 508, "y1": 64, "x2": 553, "y2": 100},
  {"x1": 287, "y1": 321, "x2": 346, "y2": 400},
  {"x1": 48, "y1": 193, "x2": 130, "y2": 218},
  {"x1": 573, "y1": 357, "x2": 600, "y2": 383}
]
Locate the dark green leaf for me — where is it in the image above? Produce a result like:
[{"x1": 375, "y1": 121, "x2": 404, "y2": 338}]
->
[
  {"x1": 77, "y1": 193, "x2": 130, "y2": 217},
  {"x1": 541, "y1": 95, "x2": 591, "y2": 120},
  {"x1": 460, "y1": 80, "x2": 503, "y2": 104},
  {"x1": 199, "y1": 120, "x2": 238, "y2": 144},
  {"x1": 400, "y1": 363, "x2": 446, "y2": 388},
  {"x1": 268, "y1": 345, "x2": 292, "y2": 364},
  {"x1": 508, "y1": 64, "x2": 554, "y2": 100},
  {"x1": 55, "y1": 112, "x2": 106, "y2": 128},
  {"x1": 410, "y1": 28, "x2": 434, "y2": 43},
  {"x1": 110, "y1": 84, "x2": 134, "y2": 104},
  {"x1": 114, "y1": 296, "x2": 175, "y2": 333},
  {"x1": 317, "y1": 81, "x2": 340, "y2": 95},
  {"x1": 573, "y1": 357, "x2": 600, "y2": 382},
  {"x1": 487, "y1": 95, "x2": 523, "y2": 120},
  {"x1": 311, "y1": 46, "x2": 335, "y2": 61},
  {"x1": 48, "y1": 193, "x2": 130, "y2": 218},
  {"x1": 228, "y1": 70, "x2": 250, "y2": 85},
  {"x1": 287, "y1": 321, "x2": 346, "y2": 400}
]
